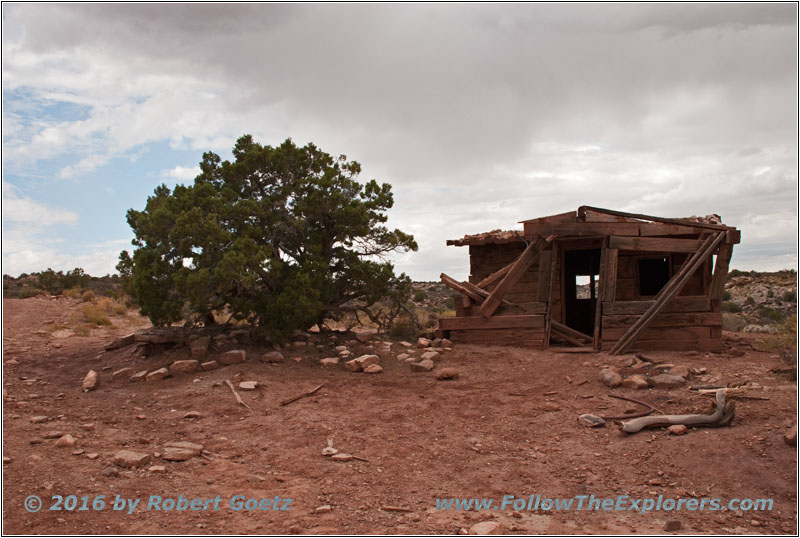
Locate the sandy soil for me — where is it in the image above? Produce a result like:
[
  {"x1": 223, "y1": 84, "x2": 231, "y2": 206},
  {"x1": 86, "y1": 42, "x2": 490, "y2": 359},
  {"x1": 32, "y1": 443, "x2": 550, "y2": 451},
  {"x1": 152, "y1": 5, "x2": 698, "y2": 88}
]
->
[{"x1": 2, "y1": 296, "x2": 797, "y2": 534}]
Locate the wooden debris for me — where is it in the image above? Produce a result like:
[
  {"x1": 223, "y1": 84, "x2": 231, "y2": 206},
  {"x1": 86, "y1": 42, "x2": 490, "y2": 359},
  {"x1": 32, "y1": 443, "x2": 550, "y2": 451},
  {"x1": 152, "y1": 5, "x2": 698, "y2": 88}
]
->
[
  {"x1": 224, "y1": 379, "x2": 251, "y2": 410},
  {"x1": 600, "y1": 393, "x2": 661, "y2": 420},
  {"x1": 381, "y1": 506, "x2": 412, "y2": 513},
  {"x1": 280, "y1": 384, "x2": 324, "y2": 406},
  {"x1": 619, "y1": 389, "x2": 735, "y2": 433}
]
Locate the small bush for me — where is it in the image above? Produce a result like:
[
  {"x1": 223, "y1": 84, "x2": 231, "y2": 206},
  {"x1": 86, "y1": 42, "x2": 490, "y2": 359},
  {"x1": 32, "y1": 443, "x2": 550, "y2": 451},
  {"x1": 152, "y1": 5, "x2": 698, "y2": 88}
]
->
[
  {"x1": 783, "y1": 290, "x2": 797, "y2": 303},
  {"x1": 727, "y1": 269, "x2": 748, "y2": 279},
  {"x1": 757, "y1": 306, "x2": 785, "y2": 323},
  {"x1": 722, "y1": 302, "x2": 743, "y2": 313},
  {"x1": 112, "y1": 303, "x2": 128, "y2": 315},
  {"x1": 63, "y1": 287, "x2": 83, "y2": 299},
  {"x1": 745, "y1": 296, "x2": 756, "y2": 306},
  {"x1": 17, "y1": 286, "x2": 45, "y2": 298},
  {"x1": 753, "y1": 315, "x2": 797, "y2": 368},
  {"x1": 768, "y1": 289, "x2": 775, "y2": 298},
  {"x1": 388, "y1": 317, "x2": 417, "y2": 339},
  {"x1": 722, "y1": 290, "x2": 732, "y2": 301},
  {"x1": 413, "y1": 289, "x2": 427, "y2": 302},
  {"x1": 81, "y1": 290, "x2": 95, "y2": 302},
  {"x1": 83, "y1": 305, "x2": 112, "y2": 326},
  {"x1": 73, "y1": 324, "x2": 91, "y2": 337}
]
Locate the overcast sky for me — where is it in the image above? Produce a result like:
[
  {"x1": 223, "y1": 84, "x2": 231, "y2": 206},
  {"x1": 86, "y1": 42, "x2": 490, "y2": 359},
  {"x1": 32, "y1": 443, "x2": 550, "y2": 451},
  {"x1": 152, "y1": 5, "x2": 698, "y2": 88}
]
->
[{"x1": 2, "y1": 3, "x2": 797, "y2": 281}]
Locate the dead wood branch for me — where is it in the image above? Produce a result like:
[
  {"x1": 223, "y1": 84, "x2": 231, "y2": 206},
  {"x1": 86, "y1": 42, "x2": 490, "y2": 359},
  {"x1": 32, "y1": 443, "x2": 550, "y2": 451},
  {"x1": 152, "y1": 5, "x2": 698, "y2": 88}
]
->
[
  {"x1": 600, "y1": 393, "x2": 661, "y2": 420},
  {"x1": 619, "y1": 389, "x2": 734, "y2": 433},
  {"x1": 224, "y1": 379, "x2": 251, "y2": 410},
  {"x1": 281, "y1": 384, "x2": 324, "y2": 406}
]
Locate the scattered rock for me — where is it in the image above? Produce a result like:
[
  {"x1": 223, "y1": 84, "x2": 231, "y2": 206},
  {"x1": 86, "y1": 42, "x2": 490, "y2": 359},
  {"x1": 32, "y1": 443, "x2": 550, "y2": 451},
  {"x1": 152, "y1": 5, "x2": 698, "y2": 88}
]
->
[
  {"x1": 165, "y1": 441, "x2": 203, "y2": 454},
  {"x1": 397, "y1": 353, "x2": 410, "y2": 361},
  {"x1": 621, "y1": 374, "x2": 649, "y2": 390},
  {"x1": 664, "y1": 518, "x2": 682, "y2": 532},
  {"x1": 262, "y1": 351, "x2": 285, "y2": 363},
  {"x1": 183, "y1": 411, "x2": 202, "y2": 420},
  {"x1": 130, "y1": 370, "x2": 148, "y2": 382},
  {"x1": 146, "y1": 368, "x2": 169, "y2": 382},
  {"x1": 363, "y1": 364, "x2": 383, "y2": 374},
  {"x1": 55, "y1": 434, "x2": 76, "y2": 447},
  {"x1": 335, "y1": 345, "x2": 348, "y2": 353},
  {"x1": 169, "y1": 360, "x2": 199, "y2": 375},
  {"x1": 441, "y1": 338, "x2": 453, "y2": 348},
  {"x1": 421, "y1": 351, "x2": 440, "y2": 361},
  {"x1": 239, "y1": 381, "x2": 259, "y2": 390},
  {"x1": 578, "y1": 414, "x2": 606, "y2": 427},
  {"x1": 86, "y1": 453, "x2": 99, "y2": 460},
  {"x1": 31, "y1": 416, "x2": 49, "y2": 424},
  {"x1": 112, "y1": 368, "x2": 135, "y2": 381},
  {"x1": 162, "y1": 447, "x2": 197, "y2": 461},
  {"x1": 43, "y1": 430, "x2": 65, "y2": 439},
  {"x1": 82, "y1": 370, "x2": 99, "y2": 392},
  {"x1": 189, "y1": 336, "x2": 210, "y2": 358},
  {"x1": 542, "y1": 402, "x2": 560, "y2": 412},
  {"x1": 668, "y1": 424, "x2": 688, "y2": 436},
  {"x1": 435, "y1": 368, "x2": 459, "y2": 380},
  {"x1": 80, "y1": 423, "x2": 94, "y2": 431},
  {"x1": 669, "y1": 365, "x2": 691, "y2": 378},
  {"x1": 344, "y1": 359, "x2": 364, "y2": 372},
  {"x1": 613, "y1": 355, "x2": 637, "y2": 368},
  {"x1": 314, "y1": 505, "x2": 333, "y2": 514},
  {"x1": 149, "y1": 465, "x2": 167, "y2": 473},
  {"x1": 220, "y1": 350, "x2": 246, "y2": 365},
  {"x1": 3, "y1": 457, "x2": 11, "y2": 464},
  {"x1": 355, "y1": 331, "x2": 374, "y2": 343},
  {"x1": 784, "y1": 425, "x2": 797, "y2": 446},
  {"x1": 410, "y1": 360, "x2": 435, "y2": 372},
  {"x1": 72, "y1": 449, "x2": 85, "y2": 456},
  {"x1": 101, "y1": 466, "x2": 119, "y2": 477},
  {"x1": 320, "y1": 357, "x2": 340, "y2": 367},
  {"x1": 200, "y1": 360, "x2": 219, "y2": 371},
  {"x1": 417, "y1": 337, "x2": 432, "y2": 348},
  {"x1": 399, "y1": 341, "x2": 413, "y2": 348},
  {"x1": 599, "y1": 368, "x2": 622, "y2": 388},
  {"x1": 355, "y1": 354, "x2": 380, "y2": 367},
  {"x1": 649, "y1": 373, "x2": 686, "y2": 389},
  {"x1": 469, "y1": 521, "x2": 504, "y2": 535},
  {"x1": 322, "y1": 447, "x2": 339, "y2": 456},
  {"x1": 114, "y1": 450, "x2": 152, "y2": 468}
]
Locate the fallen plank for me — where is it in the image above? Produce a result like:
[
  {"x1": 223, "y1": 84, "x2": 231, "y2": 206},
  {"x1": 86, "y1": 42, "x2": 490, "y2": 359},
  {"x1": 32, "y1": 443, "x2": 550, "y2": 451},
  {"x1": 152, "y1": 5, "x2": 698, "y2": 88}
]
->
[
  {"x1": 551, "y1": 320, "x2": 592, "y2": 343},
  {"x1": 479, "y1": 235, "x2": 550, "y2": 318},
  {"x1": 281, "y1": 384, "x2": 324, "y2": 406}
]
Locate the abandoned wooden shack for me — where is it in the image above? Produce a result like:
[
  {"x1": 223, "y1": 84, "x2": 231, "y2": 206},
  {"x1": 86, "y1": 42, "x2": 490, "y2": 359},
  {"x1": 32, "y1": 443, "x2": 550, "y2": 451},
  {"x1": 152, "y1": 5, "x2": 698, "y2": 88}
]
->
[{"x1": 436, "y1": 206, "x2": 740, "y2": 354}]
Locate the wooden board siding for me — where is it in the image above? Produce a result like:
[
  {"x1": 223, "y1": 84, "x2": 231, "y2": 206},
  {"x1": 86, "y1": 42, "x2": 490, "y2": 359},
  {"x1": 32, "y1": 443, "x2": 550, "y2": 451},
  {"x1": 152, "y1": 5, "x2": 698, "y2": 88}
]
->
[
  {"x1": 440, "y1": 314, "x2": 545, "y2": 331},
  {"x1": 448, "y1": 328, "x2": 545, "y2": 347}
]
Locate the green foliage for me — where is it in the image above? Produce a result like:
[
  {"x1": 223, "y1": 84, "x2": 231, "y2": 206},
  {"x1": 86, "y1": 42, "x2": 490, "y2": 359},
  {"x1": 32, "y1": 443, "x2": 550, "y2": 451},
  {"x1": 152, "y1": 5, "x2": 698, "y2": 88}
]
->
[
  {"x1": 82, "y1": 305, "x2": 112, "y2": 326},
  {"x1": 745, "y1": 296, "x2": 756, "y2": 306},
  {"x1": 753, "y1": 315, "x2": 797, "y2": 367},
  {"x1": 767, "y1": 288, "x2": 775, "y2": 298},
  {"x1": 783, "y1": 290, "x2": 797, "y2": 303},
  {"x1": 17, "y1": 286, "x2": 45, "y2": 298},
  {"x1": 36, "y1": 268, "x2": 89, "y2": 295},
  {"x1": 119, "y1": 136, "x2": 417, "y2": 341},
  {"x1": 722, "y1": 290, "x2": 732, "y2": 301},
  {"x1": 722, "y1": 301, "x2": 743, "y2": 313},
  {"x1": 757, "y1": 306, "x2": 785, "y2": 323},
  {"x1": 413, "y1": 289, "x2": 427, "y2": 302}
]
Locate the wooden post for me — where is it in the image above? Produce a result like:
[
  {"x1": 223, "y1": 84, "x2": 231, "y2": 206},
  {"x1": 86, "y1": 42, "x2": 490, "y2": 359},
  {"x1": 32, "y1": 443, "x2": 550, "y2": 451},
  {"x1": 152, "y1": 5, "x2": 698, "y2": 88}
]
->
[
  {"x1": 709, "y1": 243, "x2": 733, "y2": 301},
  {"x1": 593, "y1": 237, "x2": 608, "y2": 351},
  {"x1": 478, "y1": 235, "x2": 549, "y2": 318},
  {"x1": 544, "y1": 243, "x2": 559, "y2": 349},
  {"x1": 604, "y1": 248, "x2": 618, "y2": 302},
  {"x1": 608, "y1": 232, "x2": 725, "y2": 355}
]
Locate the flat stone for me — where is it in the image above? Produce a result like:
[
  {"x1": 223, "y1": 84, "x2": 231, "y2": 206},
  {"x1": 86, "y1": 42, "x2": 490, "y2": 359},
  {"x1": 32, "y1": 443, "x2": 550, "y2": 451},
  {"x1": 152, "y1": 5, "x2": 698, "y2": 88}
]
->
[
  {"x1": 664, "y1": 518, "x2": 682, "y2": 532},
  {"x1": 55, "y1": 434, "x2": 76, "y2": 447},
  {"x1": 669, "y1": 365, "x2": 691, "y2": 378},
  {"x1": 239, "y1": 381, "x2": 259, "y2": 390},
  {"x1": 262, "y1": 351, "x2": 285, "y2": 363},
  {"x1": 162, "y1": 447, "x2": 197, "y2": 461},
  {"x1": 220, "y1": 350, "x2": 246, "y2": 365},
  {"x1": 130, "y1": 370, "x2": 148, "y2": 382},
  {"x1": 146, "y1": 368, "x2": 169, "y2": 382},
  {"x1": 578, "y1": 414, "x2": 606, "y2": 427},
  {"x1": 399, "y1": 341, "x2": 413, "y2": 348},
  {"x1": 434, "y1": 368, "x2": 459, "y2": 380},
  {"x1": 334, "y1": 345, "x2": 348, "y2": 352},
  {"x1": 165, "y1": 441, "x2": 203, "y2": 454},
  {"x1": 201, "y1": 360, "x2": 219, "y2": 371},
  {"x1": 410, "y1": 359, "x2": 435, "y2": 372},
  {"x1": 421, "y1": 351, "x2": 440, "y2": 361},
  {"x1": 102, "y1": 466, "x2": 119, "y2": 477},
  {"x1": 43, "y1": 431, "x2": 65, "y2": 439},
  {"x1": 542, "y1": 402, "x2": 560, "y2": 412},
  {"x1": 354, "y1": 354, "x2": 380, "y2": 367},
  {"x1": 417, "y1": 337, "x2": 432, "y2": 348},
  {"x1": 441, "y1": 338, "x2": 453, "y2": 348},
  {"x1": 112, "y1": 368, "x2": 135, "y2": 380},
  {"x1": 784, "y1": 425, "x2": 797, "y2": 446},
  {"x1": 82, "y1": 370, "x2": 99, "y2": 392},
  {"x1": 320, "y1": 357, "x2": 340, "y2": 367},
  {"x1": 363, "y1": 364, "x2": 383, "y2": 374},
  {"x1": 621, "y1": 374, "x2": 649, "y2": 390},
  {"x1": 86, "y1": 453, "x2": 99, "y2": 460},
  {"x1": 397, "y1": 353, "x2": 409, "y2": 361},
  {"x1": 314, "y1": 505, "x2": 333, "y2": 514},
  {"x1": 31, "y1": 416, "x2": 49, "y2": 424},
  {"x1": 649, "y1": 373, "x2": 686, "y2": 389},
  {"x1": 169, "y1": 360, "x2": 199, "y2": 375},
  {"x1": 72, "y1": 449, "x2": 85, "y2": 455},
  {"x1": 183, "y1": 411, "x2": 202, "y2": 419},
  {"x1": 149, "y1": 465, "x2": 167, "y2": 473},
  {"x1": 599, "y1": 368, "x2": 622, "y2": 388},
  {"x1": 469, "y1": 521, "x2": 504, "y2": 535},
  {"x1": 114, "y1": 450, "x2": 151, "y2": 468},
  {"x1": 344, "y1": 359, "x2": 363, "y2": 372},
  {"x1": 668, "y1": 424, "x2": 688, "y2": 436}
]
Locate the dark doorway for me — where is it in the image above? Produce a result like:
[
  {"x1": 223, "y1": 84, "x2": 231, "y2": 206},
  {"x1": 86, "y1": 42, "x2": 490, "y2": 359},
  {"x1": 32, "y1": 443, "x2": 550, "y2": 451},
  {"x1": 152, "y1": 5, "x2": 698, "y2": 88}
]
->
[
  {"x1": 563, "y1": 248, "x2": 602, "y2": 337},
  {"x1": 638, "y1": 257, "x2": 671, "y2": 296}
]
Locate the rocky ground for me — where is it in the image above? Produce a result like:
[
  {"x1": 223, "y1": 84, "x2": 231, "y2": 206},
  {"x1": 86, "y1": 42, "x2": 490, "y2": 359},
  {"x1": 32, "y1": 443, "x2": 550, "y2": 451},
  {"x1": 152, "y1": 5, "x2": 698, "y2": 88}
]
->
[{"x1": 2, "y1": 294, "x2": 797, "y2": 534}]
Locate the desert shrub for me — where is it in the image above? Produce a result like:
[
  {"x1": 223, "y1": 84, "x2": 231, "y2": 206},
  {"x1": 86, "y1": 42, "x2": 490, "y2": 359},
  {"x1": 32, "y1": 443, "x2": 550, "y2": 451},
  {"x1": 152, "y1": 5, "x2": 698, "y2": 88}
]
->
[
  {"x1": 73, "y1": 325, "x2": 91, "y2": 337},
  {"x1": 81, "y1": 290, "x2": 96, "y2": 302},
  {"x1": 413, "y1": 289, "x2": 427, "y2": 302},
  {"x1": 745, "y1": 296, "x2": 756, "y2": 306},
  {"x1": 446, "y1": 296, "x2": 455, "y2": 310},
  {"x1": 753, "y1": 315, "x2": 797, "y2": 367},
  {"x1": 37, "y1": 267, "x2": 90, "y2": 294},
  {"x1": 722, "y1": 290, "x2": 732, "y2": 301},
  {"x1": 112, "y1": 303, "x2": 128, "y2": 315},
  {"x1": 722, "y1": 302, "x2": 743, "y2": 313},
  {"x1": 783, "y1": 290, "x2": 797, "y2": 303},
  {"x1": 17, "y1": 286, "x2": 46, "y2": 298},
  {"x1": 757, "y1": 306, "x2": 785, "y2": 323},
  {"x1": 63, "y1": 287, "x2": 83, "y2": 298},
  {"x1": 768, "y1": 289, "x2": 775, "y2": 298},
  {"x1": 388, "y1": 317, "x2": 417, "y2": 339},
  {"x1": 727, "y1": 269, "x2": 748, "y2": 279},
  {"x1": 83, "y1": 305, "x2": 112, "y2": 326}
]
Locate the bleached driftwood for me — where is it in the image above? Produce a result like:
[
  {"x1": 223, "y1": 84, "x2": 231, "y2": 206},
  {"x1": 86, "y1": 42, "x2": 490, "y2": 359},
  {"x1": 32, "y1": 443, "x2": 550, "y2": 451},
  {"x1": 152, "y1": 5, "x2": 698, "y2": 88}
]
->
[{"x1": 619, "y1": 389, "x2": 735, "y2": 433}]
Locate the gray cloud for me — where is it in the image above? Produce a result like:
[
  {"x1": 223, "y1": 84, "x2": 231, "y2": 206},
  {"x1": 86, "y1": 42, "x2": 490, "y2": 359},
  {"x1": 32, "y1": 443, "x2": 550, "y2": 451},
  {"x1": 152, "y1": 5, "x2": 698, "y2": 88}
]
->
[{"x1": 3, "y1": 3, "x2": 796, "y2": 278}]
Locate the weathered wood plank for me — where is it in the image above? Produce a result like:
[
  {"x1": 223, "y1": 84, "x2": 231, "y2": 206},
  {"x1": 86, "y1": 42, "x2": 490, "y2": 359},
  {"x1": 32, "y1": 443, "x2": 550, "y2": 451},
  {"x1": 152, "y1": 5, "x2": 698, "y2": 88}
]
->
[
  {"x1": 609, "y1": 236, "x2": 704, "y2": 253},
  {"x1": 524, "y1": 221, "x2": 707, "y2": 238},
  {"x1": 440, "y1": 314, "x2": 545, "y2": 331},
  {"x1": 603, "y1": 326, "x2": 713, "y2": 341},
  {"x1": 551, "y1": 320, "x2": 592, "y2": 343},
  {"x1": 709, "y1": 243, "x2": 733, "y2": 301},
  {"x1": 608, "y1": 232, "x2": 725, "y2": 354},
  {"x1": 604, "y1": 248, "x2": 618, "y2": 303},
  {"x1": 593, "y1": 238, "x2": 608, "y2": 350},
  {"x1": 544, "y1": 242, "x2": 559, "y2": 349},
  {"x1": 537, "y1": 250, "x2": 553, "y2": 301},
  {"x1": 603, "y1": 312, "x2": 722, "y2": 329},
  {"x1": 440, "y1": 273, "x2": 487, "y2": 304},
  {"x1": 579, "y1": 205, "x2": 733, "y2": 232},
  {"x1": 603, "y1": 296, "x2": 711, "y2": 315},
  {"x1": 479, "y1": 236, "x2": 548, "y2": 318},
  {"x1": 476, "y1": 263, "x2": 514, "y2": 289}
]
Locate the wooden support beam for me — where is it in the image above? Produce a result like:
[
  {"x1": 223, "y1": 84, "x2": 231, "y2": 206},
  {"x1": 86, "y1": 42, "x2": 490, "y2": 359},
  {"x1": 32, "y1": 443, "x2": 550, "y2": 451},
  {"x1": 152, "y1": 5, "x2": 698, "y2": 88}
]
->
[
  {"x1": 551, "y1": 327, "x2": 588, "y2": 347},
  {"x1": 476, "y1": 263, "x2": 513, "y2": 289},
  {"x1": 440, "y1": 273, "x2": 511, "y2": 307},
  {"x1": 478, "y1": 235, "x2": 549, "y2": 318},
  {"x1": 579, "y1": 205, "x2": 732, "y2": 232},
  {"x1": 593, "y1": 238, "x2": 608, "y2": 350},
  {"x1": 551, "y1": 320, "x2": 592, "y2": 343},
  {"x1": 608, "y1": 232, "x2": 725, "y2": 355},
  {"x1": 709, "y1": 243, "x2": 733, "y2": 301},
  {"x1": 544, "y1": 243, "x2": 559, "y2": 349},
  {"x1": 537, "y1": 249, "x2": 553, "y2": 301},
  {"x1": 604, "y1": 248, "x2": 618, "y2": 302},
  {"x1": 608, "y1": 236, "x2": 704, "y2": 253}
]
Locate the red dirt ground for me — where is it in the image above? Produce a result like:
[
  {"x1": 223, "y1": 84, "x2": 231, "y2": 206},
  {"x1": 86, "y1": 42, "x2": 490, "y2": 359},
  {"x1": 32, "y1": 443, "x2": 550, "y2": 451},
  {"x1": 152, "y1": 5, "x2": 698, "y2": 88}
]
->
[{"x1": 2, "y1": 296, "x2": 797, "y2": 534}]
